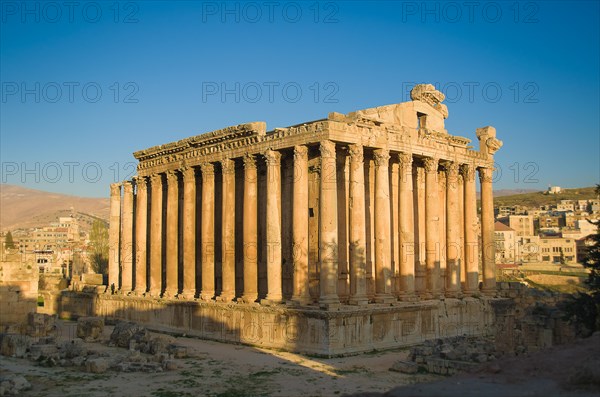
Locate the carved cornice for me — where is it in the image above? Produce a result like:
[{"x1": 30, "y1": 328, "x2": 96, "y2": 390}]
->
[
  {"x1": 423, "y1": 157, "x2": 439, "y2": 174},
  {"x1": 373, "y1": 148, "x2": 390, "y2": 167}
]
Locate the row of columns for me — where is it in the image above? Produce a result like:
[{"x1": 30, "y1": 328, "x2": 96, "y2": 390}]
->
[{"x1": 108, "y1": 141, "x2": 496, "y2": 305}]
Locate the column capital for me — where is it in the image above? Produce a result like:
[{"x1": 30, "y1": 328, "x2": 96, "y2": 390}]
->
[
  {"x1": 398, "y1": 152, "x2": 413, "y2": 169},
  {"x1": 243, "y1": 154, "x2": 257, "y2": 169},
  {"x1": 221, "y1": 159, "x2": 235, "y2": 175},
  {"x1": 293, "y1": 145, "x2": 308, "y2": 160},
  {"x1": 423, "y1": 156, "x2": 439, "y2": 174},
  {"x1": 134, "y1": 175, "x2": 147, "y2": 188},
  {"x1": 319, "y1": 140, "x2": 336, "y2": 159},
  {"x1": 373, "y1": 148, "x2": 390, "y2": 166},
  {"x1": 443, "y1": 161, "x2": 460, "y2": 177},
  {"x1": 264, "y1": 149, "x2": 281, "y2": 165},
  {"x1": 348, "y1": 144, "x2": 364, "y2": 162},
  {"x1": 200, "y1": 162, "x2": 215, "y2": 176},
  {"x1": 110, "y1": 183, "x2": 121, "y2": 196},
  {"x1": 149, "y1": 173, "x2": 162, "y2": 184},
  {"x1": 122, "y1": 180, "x2": 134, "y2": 193},
  {"x1": 460, "y1": 163, "x2": 476, "y2": 182},
  {"x1": 166, "y1": 170, "x2": 178, "y2": 184},
  {"x1": 181, "y1": 166, "x2": 196, "y2": 181},
  {"x1": 478, "y1": 167, "x2": 494, "y2": 183}
]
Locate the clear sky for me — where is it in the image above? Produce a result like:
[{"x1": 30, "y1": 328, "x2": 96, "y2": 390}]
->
[{"x1": 1, "y1": 0, "x2": 599, "y2": 197}]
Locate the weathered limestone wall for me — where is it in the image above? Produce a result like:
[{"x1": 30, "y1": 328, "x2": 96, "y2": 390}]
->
[
  {"x1": 0, "y1": 254, "x2": 39, "y2": 328},
  {"x1": 57, "y1": 292, "x2": 498, "y2": 356}
]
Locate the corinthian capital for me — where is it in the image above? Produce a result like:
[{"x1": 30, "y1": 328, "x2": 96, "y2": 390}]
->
[
  {"x1": 373, "y1": 148, "x2": 390, "y2": 167},
  {"x1": 221, "y1": 159, "x2": 235, "y2": 175},
  {"x1": 348, "y1": 144, "x2": 363, "y2": 163},
  {"x1": 264, "y1": 149, "x2": 281, "y2": 166},
  {"x1": 319, "y1": 140, "x2": 336, "y2": 159},
  {"x1": 423, "y1": 157, "x2": 439, "y2": 174},
  {"x1": 478, "y1": 167, "x2": 494, "y2": 183}
]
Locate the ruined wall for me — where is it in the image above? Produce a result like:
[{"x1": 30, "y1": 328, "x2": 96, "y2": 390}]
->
[
  {"x1": 56, "y1": 291, "x2": 499, "y2": 357},
  {"x1": 0, "y1": 253, "x2": 38, "y2": 328}
]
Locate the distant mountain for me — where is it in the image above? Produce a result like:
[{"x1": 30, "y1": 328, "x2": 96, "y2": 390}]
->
[
  {"x1": 0, "y1": 184, "x2": 109, "y2": 232},
  {"x1": 493, "y1": 189, "x2": 539, "y2": 197},
  {"x1": 494, "y1": 186, "x2": 599, "y2": 208}
]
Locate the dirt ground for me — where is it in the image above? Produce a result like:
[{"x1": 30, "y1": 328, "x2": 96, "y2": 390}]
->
[
  {"x1": 2, "y1": 321, "x2": 599, "y2": 397},
  {"x1": 0, "y1": 321, "x2": 439, "y2": 397}
]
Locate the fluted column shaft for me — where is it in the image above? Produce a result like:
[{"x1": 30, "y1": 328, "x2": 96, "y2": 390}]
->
[
  {"x1": 480, "y1": 167, "x2": 496, "y2": 294},
  {"x1": 445, "y1": 162, "x2": 461, "y2": 297},
  {"x1": 291, "y1": 146, "x2": 311, "y2": 304},
  {"x1": 108, "y1": 183, "x2": 121, "y2": 291},
  {"x1": 242, "y1": 155, "x2": 258, "y2": 303},
  {"x1": 398, "y1": 152, "x2": 416, "y2": 300},
  {"x1": 200, "y1": 163, "x2": 215, "y2": 300},
  {"x1": 319, "y1": 140, "x2": 339, "y2": 306},
  {"x1": 120, "y1": 180, "x2": 134, "y2": 292},
  {"x1": 149, "y1": 174, "x2": 163, "y2": 296},
  {"x1": 220, "y1": 159, "x2": 236, "y2": 301},
  {"x1": 348, "y1": 144, "x2": 368, "y2": 305},
  {"x1": 264, "y1": 150, "x2": 283, "y2": 303},
  {"x1": 424, "y1": 157, "x2": 441, "y2": 298},
  {"x1": 373, "y1": 148, "x2": 394, "y2": 303},
  {"x1": 182, "y1": 167, "x2": 196, "y2": 299},
  {"x1": 134, "y1": 177, "x2": 148, "y2": 295},
  {"x1": 164, "y1": 171, "x2": 179, "y2": 298},
  {"x1": 462, "y1": 164, "x2": 479, "y2": 294}
]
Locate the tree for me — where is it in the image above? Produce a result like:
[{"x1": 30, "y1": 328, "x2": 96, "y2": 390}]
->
[
  {"x1": 89, "y1": 219, "x2": 109, "y2": 274},
  {"x1": 565, "y1": 184, "x2": 600, "y2": 333},
  {"x1": 4, "y1": 231, "x2": 15, "y2": 249}
]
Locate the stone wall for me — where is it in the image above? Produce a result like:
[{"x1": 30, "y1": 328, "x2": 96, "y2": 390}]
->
[
  {"x1": 56, "y1": 291, "x2": 499, "y2": 356},
  {"x1": 0, "y1": 253, "x2": 38, "y2": 329}
]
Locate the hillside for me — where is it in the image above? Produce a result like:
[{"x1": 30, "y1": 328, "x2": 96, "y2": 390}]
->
[
  {"x1": 494, "y1": 186, "x2": 599, "y2": 208},
  {"x1": 0, "y1": 184, "x2": 109, "y2": 232}
]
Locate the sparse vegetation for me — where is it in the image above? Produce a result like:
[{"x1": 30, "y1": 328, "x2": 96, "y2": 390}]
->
[{"x1": 494, "y1": 186, "x2": 598, "y2": 208}]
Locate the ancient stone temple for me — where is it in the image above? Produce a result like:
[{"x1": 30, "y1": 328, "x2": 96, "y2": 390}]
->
[{"x1": 76, "y1": 84, "x2": 504, "y2": 356}]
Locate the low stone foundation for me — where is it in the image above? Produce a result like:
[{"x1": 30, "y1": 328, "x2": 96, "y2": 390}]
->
[{"x1": 57, "y1": 292, "x2": 501, "y2": 356}]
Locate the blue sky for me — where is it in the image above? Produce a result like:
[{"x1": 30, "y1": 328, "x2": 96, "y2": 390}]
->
[{"x1": 1, "y1": 0, "x2": 599, "y2": 197}]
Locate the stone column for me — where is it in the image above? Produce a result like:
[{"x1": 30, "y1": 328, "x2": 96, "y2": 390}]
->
[
  {"x1": 373, "y1": 148, "x2": 394, "y2": 303},
  {"x1": 242, "y1": 154, "x2": 258, "y2": 303},
  {"x1": 164, "y1": 170, "x2": 179, "y2": 298},
  {"x1": 220, "y1": 159, "x2": 236, "y2": 302},
  {"x1": 149, "y1": 174, "x2": 163, "y2": 297},
  {"x1": 319, "y1": 140, "x2": 339, "y2": 307},
  {"x1": 200, "y1": 163, "x2": 215, "y2": 301},
  {"x1": 461, "y1": 164, "x2": 479, "y2": 294},
  {"x1": 181, "y1": 167, "x2": 196, "y2": 299},
  {"x1": 348, "y1": 144, "x2": 368, "y2": 305},
  {"x1": 479, "y1": 167, "x2": 496, "y2": 294},
  {"x1": 445, "y1": 162, "x2": 461, "y2": 297},
  {"x1": 134, "y1": 177, "x2": 148, "y2": 295},
  {"x1": 424, "y1": 156, "x2": 441, "y2": 298},
  {"x1": 291, "y1": 146, "x2": 311, "y2": 305},
  {"x1": 263, "y1": 150, "x2": 283, "y2": 304},
  {"x1": 398, "y1": 152, "x2": 416, "y2": 300},
  {"x1": 108, "y1": 183, "x2": 121, "y2": 292},
  {"x1": 120, "y1": 180, "x2": 134, "y2": 293}
]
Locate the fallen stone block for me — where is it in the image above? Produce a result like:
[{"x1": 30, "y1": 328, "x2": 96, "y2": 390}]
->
[
  {"x1": 390, "y1": 360, "x2": 418, "y2": 374},
  {"x1": 0, "y1": 334, "x2": 31, "y2": 358},
  {"x1": 110, "y1": 322, "x2": 149, "y2": 348},
  {"x1": 0, "y1": 374, "x2": 31, "y2": 396},
  {"x1": 76, "y1": 317, "x2": 105, "y2": 341},
  {"x1": 85, "y1": 357, "x2": 110, "y2": 374}
]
